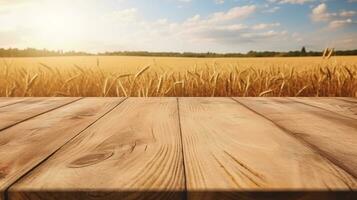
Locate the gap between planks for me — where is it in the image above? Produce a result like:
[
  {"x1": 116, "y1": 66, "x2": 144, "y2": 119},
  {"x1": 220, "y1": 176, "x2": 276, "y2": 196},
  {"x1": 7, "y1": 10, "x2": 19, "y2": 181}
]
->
[{"x1": 177, "y1": 98, "x2": 188, "y2": 200}]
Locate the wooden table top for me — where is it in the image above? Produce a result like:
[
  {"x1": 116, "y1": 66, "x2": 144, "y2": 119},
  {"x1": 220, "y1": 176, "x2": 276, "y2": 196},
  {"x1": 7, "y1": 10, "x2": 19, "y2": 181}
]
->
[{"x1": 0, "y1": 97, "x2": 356, "y2": 200}]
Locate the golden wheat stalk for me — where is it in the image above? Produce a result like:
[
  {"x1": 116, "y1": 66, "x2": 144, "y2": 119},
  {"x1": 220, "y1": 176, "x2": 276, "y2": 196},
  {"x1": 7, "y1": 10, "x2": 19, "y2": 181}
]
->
[
  {"x1": 322, "y1": 48, "x2": 328, "y2": 59},
  {"x1": 135, "y1": 65, "x2": 151, "y2": 79},
  {"x1": 259, "y1": 89, "x2": 274, "y2": 97},
  {"x1": 327, "y1": 48, "x2": 334, "y2": 59}
]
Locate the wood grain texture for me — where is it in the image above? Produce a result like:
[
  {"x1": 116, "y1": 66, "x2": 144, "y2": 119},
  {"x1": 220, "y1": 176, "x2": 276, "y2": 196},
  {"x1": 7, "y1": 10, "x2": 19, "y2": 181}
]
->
[
  {"x1": 290, "y1": 97, "x2": 357, "y2": 120},
  {"x1": 0, "y1": 98, "x2": 26, "y2": 109},
  {"x1": 0, "y1": 98, "x2": 124, "y2": 200},
  {"x1": 9, "y1": 98, "x2": 185, "y2": 200},
  {"x1": 339, "y1": 97, "x2": 357, "y2": 103},
  {"x1": 0, "y1": 98, "x2": 80, "y2": 131},
  {"x1": 179, "y1": 98, "x2": 356, "y2": 200},
  {"x1": 234, "y1": 97, "x2": 357, "y2": 179}
]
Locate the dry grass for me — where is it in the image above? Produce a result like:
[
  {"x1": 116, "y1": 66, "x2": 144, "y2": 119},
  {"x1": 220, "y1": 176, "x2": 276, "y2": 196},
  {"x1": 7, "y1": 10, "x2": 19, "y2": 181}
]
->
[{"x1": 0, "y1": 56, "x2": 356, "y2": 97}]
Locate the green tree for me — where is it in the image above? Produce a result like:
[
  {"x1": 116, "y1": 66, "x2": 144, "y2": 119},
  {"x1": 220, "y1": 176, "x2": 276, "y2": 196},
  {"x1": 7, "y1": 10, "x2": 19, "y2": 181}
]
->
[{"x1": 301, "y1": 46, "x2": 306, "y2": 54}]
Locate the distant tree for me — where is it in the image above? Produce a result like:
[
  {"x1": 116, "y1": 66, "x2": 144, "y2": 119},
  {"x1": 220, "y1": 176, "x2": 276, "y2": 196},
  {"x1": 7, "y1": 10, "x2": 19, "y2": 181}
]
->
[{"x1": 301, "y1": 46, "x2": 306, "y2": 54}]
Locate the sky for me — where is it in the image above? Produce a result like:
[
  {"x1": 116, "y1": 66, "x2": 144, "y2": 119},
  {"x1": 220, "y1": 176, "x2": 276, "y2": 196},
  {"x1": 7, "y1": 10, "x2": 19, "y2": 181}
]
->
[{"x1": 0, "y1": 0, "x2": 356, "y2": 53}]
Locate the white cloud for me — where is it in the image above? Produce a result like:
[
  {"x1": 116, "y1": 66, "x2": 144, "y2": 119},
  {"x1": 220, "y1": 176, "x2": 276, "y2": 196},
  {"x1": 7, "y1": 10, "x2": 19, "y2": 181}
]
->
[
  {"x1": 178, "y1": 5, "x2": 256, "y2": 33},
  {"x1": 310, "y1": 3, "x2": 355, "y2": 30},
  {"x1": 214, "y1": 0, "x2": 225, "y2": 4},
  {"x1": 311, "y1": 3, "x2": 334, "y2": 22},
  {"x1": 109, "y1": 8, "x2": 138, "y2": 22},
  {"x1": 252, "y1": 23, "x2": 280, "y2": 30},
  {"x1": 292, "y1": 32, "x2": 303, "y2": 42},
  {"x1": 268, "y1": 0, "x2": 314, "y2": 4},
  {"x1": 340, "y1": 10, "x2": 356, "y2": 17},
  {"x1": 264, "y1": 6, "x2": 280, "y2": 13},
  {"x1": 329, "y1": 19, "x2": 353, "y2": 29},
  {"x1": 210, "y1": 5, "x2": 256, "y2": 22},
  {"x1": 176, "y1": 10, "x2": 287, "y2": 45},
  {"x1": 241, "y1": 30, "x2": 287, "y2": 39}
]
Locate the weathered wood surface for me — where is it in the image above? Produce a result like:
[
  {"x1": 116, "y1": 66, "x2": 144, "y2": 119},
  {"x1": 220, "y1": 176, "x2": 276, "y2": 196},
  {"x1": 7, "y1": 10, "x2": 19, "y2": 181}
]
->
[
  {"x1": 0, "y1": 98, "x2": 125, "y2": 200},
  {"x1": 179, "y1": 98, "x2": 356, "y2": 200},
  {"x1": 290, "y1": 97, "x2": 357, "y2": 120},
  {"x1": 0, "y1": 98, "x2": 80, "y2": 131},
  {"x1": 9, "y1": 98, "x2": 185, "y2": 200},
  {"x1": 0, "y1": 98, "x2": 26, "y2": 109},
  {"x1": 0, "y1": 98, "x2": 355, "y2": 200},
  {"x1": 234, "y1": 97, "x2": 357, "y2": 179}
]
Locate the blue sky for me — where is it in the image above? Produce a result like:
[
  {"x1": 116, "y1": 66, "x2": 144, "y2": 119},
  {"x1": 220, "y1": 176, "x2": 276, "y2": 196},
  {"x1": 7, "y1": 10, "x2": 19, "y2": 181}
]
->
[{"x1": 0, "y1": 0, "x2": 356, "y2": 53}]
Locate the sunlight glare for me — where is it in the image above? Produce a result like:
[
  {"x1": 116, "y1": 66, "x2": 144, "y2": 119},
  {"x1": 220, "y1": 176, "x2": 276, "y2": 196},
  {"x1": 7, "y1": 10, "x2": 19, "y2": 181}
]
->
[{"x1": 29, "y1": 2, "x2": 86, "y2": 50}]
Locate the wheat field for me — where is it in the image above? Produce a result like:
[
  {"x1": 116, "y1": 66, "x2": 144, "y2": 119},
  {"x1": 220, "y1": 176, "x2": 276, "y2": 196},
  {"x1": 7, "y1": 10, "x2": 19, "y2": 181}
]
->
[{"x1": 0, "y1": 56, "x2": 356, "y2": 97}]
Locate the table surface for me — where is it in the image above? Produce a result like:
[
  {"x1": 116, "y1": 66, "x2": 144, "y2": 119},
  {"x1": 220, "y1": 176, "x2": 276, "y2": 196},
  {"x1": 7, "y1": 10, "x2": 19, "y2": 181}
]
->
[{"x1": 0, "y1": 97, "x2": 356, "y2": 200}]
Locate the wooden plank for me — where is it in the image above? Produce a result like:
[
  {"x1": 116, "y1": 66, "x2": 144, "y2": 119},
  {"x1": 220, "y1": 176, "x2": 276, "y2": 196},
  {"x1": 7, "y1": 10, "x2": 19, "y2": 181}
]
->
[
  {"x1": 234, "y1": 97, "x2": 357, "y2": 179},
  {"x1": 339, "y1": 97, "x2": 357, "y2": 103},
  {"x1": 290, "y1": 97, "x2": 357, "y2": 120},
  {"x1": 0, "y1": 98, "x2": 125, "y2": 200},
  {"x1": 179, "y1": 98, "x2": 356, "y2": 200},
  {"x1": 0, "y1": 98, "x2": 26, "y2": 109},
  {"x1": 9, "y1": 98, "x2": 185, "y2": 200},
  {"x1": 0, "y1": 98, "x2": 80, "y2": 131}
]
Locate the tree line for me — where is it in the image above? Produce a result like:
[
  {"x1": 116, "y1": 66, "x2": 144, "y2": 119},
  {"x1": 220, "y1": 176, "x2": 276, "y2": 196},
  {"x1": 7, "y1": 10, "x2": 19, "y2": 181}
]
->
[
  {"x1": 0, "y1": 48, "x2": 91, "y2": 57},
  {"x1": 1, "y1": 47, "x2": 357, "y2": 58}
]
